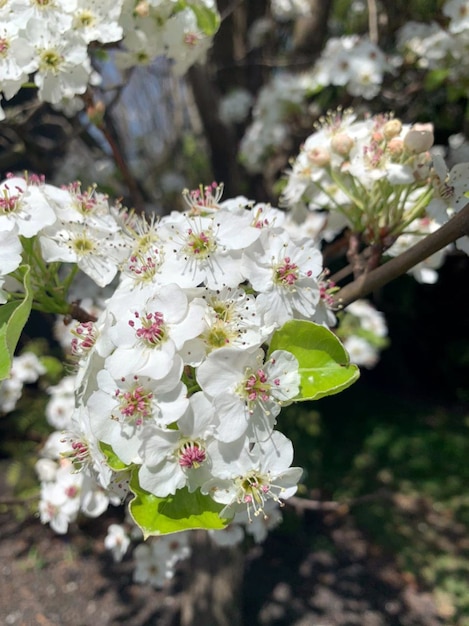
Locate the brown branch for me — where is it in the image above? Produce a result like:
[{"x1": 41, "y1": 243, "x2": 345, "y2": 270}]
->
[
  {"x1": 331, "y1": 204, "x2": 469, "y2": 308},
  {"x1": 287, "y1": 488, "x2": 395, "y2": 515},
  {"x1": 367, "y1": 0, "x2": 379, "y2": 44},
  {"x1": 65, "y1": 301, "x2": 98, "y2": 324},
  {"x1": 287, "y1": 495, "x2": 342, "y2": 512},
  {"x1": 82, "y1": 91, "x2": 147, "y2": 213},
  {"x1": 292, "y1": 0, "x2": 334, "y2": 61},
  {"x1": 187, "y1": 64, "x2": 243, "y2": 196}
]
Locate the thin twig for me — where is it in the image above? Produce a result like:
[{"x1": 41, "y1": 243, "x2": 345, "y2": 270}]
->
[
  {"x1": 331, "y1": 204, "x2": 469, "y2": 309},
  {"x1": 0, "y1": 494, "x2": 38, "y2": 507},
  {"x1": 367, "y1": 0, "x2": 379, "y2": 44},
  {"x1": 287, "y1": 488, "x2": 395, "y2": 514}
]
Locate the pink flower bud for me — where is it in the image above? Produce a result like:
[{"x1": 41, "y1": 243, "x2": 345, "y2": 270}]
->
[
  {"x1": 330, "y1": 133, "x2": 354, "y2": 156},
  {"x1": 386, "y1": 137, "x2": 404, "y2": 157},
  {"x1": 307, "y1": 147, "x2": 330, "y2": 167}
]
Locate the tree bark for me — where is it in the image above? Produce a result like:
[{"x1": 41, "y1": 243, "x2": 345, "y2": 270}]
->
[
  {"x1": 292, "y1": 0, "x2": 334, "y2": 62},
  {"x1": 187, "y1": 64, "x2": 243, "y2": 196}
]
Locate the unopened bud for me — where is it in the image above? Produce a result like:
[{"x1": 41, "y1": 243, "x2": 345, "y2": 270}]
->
[
  {"x1": 403, "y1": 123, "x2": 434, "y2": 154},
  {"x1": 86, "y1": 100, "x2": 105, "y2": 127},
  {"x1": 386, "y1": 137, "x2": 404, "y2": 157},
  {"x1": 330, "y1": 133, "x2": 354, "y2": 157},
  {"x1": 134, "y1": 1, "x2": 150, "y2": 17},
  {"x1": 383, "y1": 119, "x2": 402, "y2": 140},
  {"x1": 307, "y1": 147, "x2": 330, "y2": 167}
]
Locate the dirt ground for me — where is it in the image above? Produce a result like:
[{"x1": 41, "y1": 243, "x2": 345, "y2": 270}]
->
[{"x1": 0, "y1": 500, "x2": 447, "y2": 626}]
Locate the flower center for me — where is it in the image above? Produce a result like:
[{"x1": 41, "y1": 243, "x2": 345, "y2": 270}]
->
[
  {"x1": 127, "y1": 253, "x2": 159, "y2": 283},
  {"x1": 68, "y1": 183, "x2": 103, "y2": 214},
  {"x1": 182, "y1": 182, "x2": 224, "y2": 214},
  {"x1": 205, "y1": 320, "x2": 235, "y2": 349},
  {"x1": 61, "y1": 436, "x2": 90, "y2": 472},
  {"x1": 184, "y1": 227, "x2": 216, "y2": 258},
  {"x1": 243, "y1": 368, "x2": 271, "y2": 403},
  {"x1": 275, "y1": 257, "x2": 299, "y2": 287},
  {"x1": 129, "y1": 311, "x2": 166, "y2": 347},
  {"x1": 115, "y1": 383, "x2": 153, "y2": 425},
  {"x1": 363, "y1": 140, "x2": 385, "y2": 169},
  {"x1": 234, "y1": 470, "x2": 283, "y2": 520},
  {"x1": 184, "y1": 32, "x2": 200, "y2": 47},
  {"x1": 71, "y1": 321, "x2": 97, "y2": 358},
  {"x1": 39, "y1": 48, "x2": 63, "y2": 73},
  {"x1": 178, "y1": 440, "x2": 206, "y2": 469},
  {"x1": 0, "y1": 193, "x2": 20, "y2": 214},
  {"x1": 74, "y1": 10, "x2": 96, "y2": 28},
  {"x1": 71, "y1": 236, "x2": 96, "y2": 255}
]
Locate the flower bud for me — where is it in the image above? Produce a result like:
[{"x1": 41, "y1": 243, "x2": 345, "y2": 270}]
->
[
  {"x1": 307, "y1": 147, "x2": 330, "y2": 167},
  {"x1": 386, "y1": 137, "x2": 404, "y2": 157},
  {"x1": 330, "y1": 133, "x2": 354, "y2": 157},
  {"x1": 383, "y1": 119, "x2": 402, "y2": 140},
  {"x1": 35, "y1": 458, "x2": 58, "y2": 482},
  {"x1": 134, "y1": 1, "x2": 150, "y2": 17},
  {"x1": 403, "y1": 123, "x2": 434, "y2": 154},
  {"x1": 86, "y1": 100, "x2": 105, "y2": 127}
]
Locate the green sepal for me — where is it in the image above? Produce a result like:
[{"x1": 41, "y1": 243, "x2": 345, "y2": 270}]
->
[
  {"x1": 129, "y1": 469, "x2": 231, "y2": 538},
  {"x1": 99, "y1": 442, "x2": 130, "y2": 471},
  {"x1": 189, "y1": 4, "x2": 220, "y2": 36},
  {"x1": 0, "y1": 265, "x2": 33, "y2": 381},
  {"x1": 268, "y1": 319, "x2": 360, "y2": 401},
  {"x1": 173, "y1": 1, "x2": 220, "y2": 35}
]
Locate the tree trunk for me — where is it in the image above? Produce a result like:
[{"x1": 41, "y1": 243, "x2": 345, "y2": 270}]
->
[{"x1": 292, "y1": 0, "x2": 333, "y2": 62}]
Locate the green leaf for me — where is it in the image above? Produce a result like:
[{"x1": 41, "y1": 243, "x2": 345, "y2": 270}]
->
[
  {"x1": 99, "y1": 442, "x2": 130, "y2": 471},
  {"x1": 129, "y1": 470, "x2": 231, "y2": 537},
  {"x1": 0, "y1": 265, "x2": 33, "y2": 381},
  {"x1": 268, "y1": 320, "x2": 360, "y2": 401},
  {"x1": 189, "y1": 4, "x2": 220, "y2": 36}
]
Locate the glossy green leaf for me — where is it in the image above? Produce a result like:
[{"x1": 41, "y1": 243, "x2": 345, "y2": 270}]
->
[
  {"x1": 129, "y1": 470, "x2": 231, "y2": 537},
  {"x1": 269, "y1": 319, "x2": 360, "y2": 401},
  {"x1": 0, "y1": 265, "x2": 33, "y2": 381}
]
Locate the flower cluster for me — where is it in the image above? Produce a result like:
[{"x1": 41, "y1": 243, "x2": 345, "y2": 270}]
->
[
  {"x1": 0, "y1": 174, "x2": 130, "y2": 295},
  {"x1": 0, "y1": 177, "x2": 334, "y2": 535},
  {"x1": 309, "y1": 35, "x2": 389, "y2": 100},
  {"x1": 282, "y1": 110, "x2": 436, "y2": 247},
  {"x1": 336, "y1": 300, "x2": 389, "y2": 369},
  {"x1": 65, "y1": 184, "x2": 326, "y2": 525},
  {"x1": 397, "y1": 0, "x2": 469, "y2": 95},
  {"x1": 0, "y1": 0, "x2": 219, "y2": 117},
  {"x1": 35, "y1": 430, "x2": 121, "y2": 535},
  {"x1": 240, "y1": 72, "x2": 315, "y2": 174},
  {"x1": 239, "y1": 36, "x2": 389, "y2": 174},
  {"x1": 281, "y1": 108, "x2": 469, "y2": 283}
]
